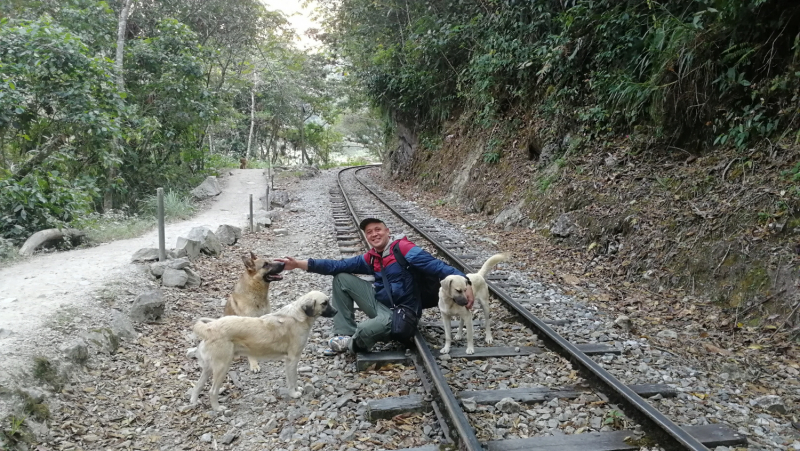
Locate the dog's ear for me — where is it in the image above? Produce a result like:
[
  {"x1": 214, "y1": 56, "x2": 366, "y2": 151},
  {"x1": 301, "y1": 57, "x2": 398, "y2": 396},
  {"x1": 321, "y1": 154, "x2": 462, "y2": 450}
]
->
[
  {"x1": 249, "y1": 251, "x2": 258, "y2": 261},
  {"x1": 441, "y1": 277, "x2": 451, "y2": 292},
  {"x1": 302, "y1": 299, "x2": 316, "y2": 317},
  {"x1": 242, "y1": 254, "x2": 256, "y2": 271}
]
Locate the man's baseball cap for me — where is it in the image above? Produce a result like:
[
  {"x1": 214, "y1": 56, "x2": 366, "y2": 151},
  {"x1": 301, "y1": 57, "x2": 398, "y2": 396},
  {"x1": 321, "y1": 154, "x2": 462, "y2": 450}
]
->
[{"x1": 359, "y1": 218, "x2": 385, "y2": 231}]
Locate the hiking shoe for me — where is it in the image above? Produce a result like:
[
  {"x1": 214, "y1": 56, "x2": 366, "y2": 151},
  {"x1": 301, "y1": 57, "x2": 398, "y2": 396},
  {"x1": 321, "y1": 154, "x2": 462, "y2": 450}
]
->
[{"x1": 323, "y1": 336, "x2": 352, "y2": 356}]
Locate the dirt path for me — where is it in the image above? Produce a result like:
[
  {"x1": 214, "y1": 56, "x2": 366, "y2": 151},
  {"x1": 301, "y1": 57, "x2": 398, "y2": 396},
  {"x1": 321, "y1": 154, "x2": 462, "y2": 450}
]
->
[{"x1": 0, "y1": 169, "x2": 268, "y2": 339}]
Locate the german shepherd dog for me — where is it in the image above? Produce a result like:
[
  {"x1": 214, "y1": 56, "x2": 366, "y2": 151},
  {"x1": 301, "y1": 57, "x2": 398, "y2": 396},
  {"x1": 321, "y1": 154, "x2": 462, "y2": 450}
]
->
[
  {"x1": 224, "y1": 252, "x2": 285, "y2": 371},
  {"x1": 190, "y1": 291, "x2": 337, "y2": 411}
]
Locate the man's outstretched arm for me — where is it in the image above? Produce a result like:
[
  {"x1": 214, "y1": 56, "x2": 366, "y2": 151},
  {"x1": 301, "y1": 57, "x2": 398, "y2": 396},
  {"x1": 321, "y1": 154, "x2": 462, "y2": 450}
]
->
[{"x1": 275, "y1": 257, "x2": 309, "y2": 271}]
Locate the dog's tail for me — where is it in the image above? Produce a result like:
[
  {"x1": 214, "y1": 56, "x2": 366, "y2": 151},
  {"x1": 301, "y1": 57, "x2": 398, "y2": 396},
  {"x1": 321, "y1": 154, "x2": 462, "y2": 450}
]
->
[
  {"x1": 192, "y1": 317, "x2": 216, "y2": 340},
  {"x1": 476, "y1": 253, "x2": 509, "y2": 278}
]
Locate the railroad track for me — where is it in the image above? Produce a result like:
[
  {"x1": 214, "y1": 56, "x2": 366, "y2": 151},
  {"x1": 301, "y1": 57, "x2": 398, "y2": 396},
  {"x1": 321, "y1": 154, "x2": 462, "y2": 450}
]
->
[{"x1": 329, "y1": 166, "x2": 747, "y2": 451}]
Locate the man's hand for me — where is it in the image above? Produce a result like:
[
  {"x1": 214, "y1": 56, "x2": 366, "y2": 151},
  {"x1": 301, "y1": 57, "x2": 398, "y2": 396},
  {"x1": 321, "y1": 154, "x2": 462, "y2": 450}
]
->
[
  {"x1": 275, "y1": 257, "x2": 308, "y2": 271},
  {"x1": 465, "y1": 283, "x2": 475, "y2": 310}
]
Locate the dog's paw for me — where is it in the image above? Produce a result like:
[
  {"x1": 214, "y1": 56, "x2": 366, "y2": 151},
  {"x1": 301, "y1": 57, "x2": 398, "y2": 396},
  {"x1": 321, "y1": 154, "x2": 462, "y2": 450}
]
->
[
  {"x1": 466, "y1": 346, "x2": 475, "y2": 355},
  {"x1": 211, "y1": 404, "x2": 225, "y2": 412},
  {"x1": 454, "y1": 333, "x2": 462, "y2": 341},
  {"x1": 249, "y1": 361, "x2": 261, "y2": 373},
  {"x1": 485, "y1": 335, "x2": 493, "y2": 345},
  {"x1": 440, "y1": 346, "x2": 450, "y2": 354},
  {"x1": 289, "y1": 389, "x2": 302, "y2": 399}
]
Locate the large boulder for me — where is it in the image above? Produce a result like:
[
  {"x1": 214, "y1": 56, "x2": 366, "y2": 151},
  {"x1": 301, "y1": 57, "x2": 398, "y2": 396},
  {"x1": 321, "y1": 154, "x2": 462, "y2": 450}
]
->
[
  {"x1": 494, "y1": 200, "x2": 526, "y2": 230},
  {"x1": 550, "y1": 212, "x2": 578, "y2": 238},
  {"x1": 184, "y1": 268, "x2": 202, "y2": 288},
  {"x1": 176, "y1": 237, "x2": 201, "y2": 260},
  {"x1": 162, "y1": 268, "x2": 189, "y2": 287},
  {"x1": 271, "y1": 190, "x2": 291, "y2": 207},
  {"x1": 149, "y1": 261, "x2": 168, "y2": 277},
  {"x1": 168, "y1": 258, "x2": 191, "y2": 270},
  {"x1": 82, "y1": 328, "x2": 120, "y2": 354},
  {"x1": 131, "y1": 248, "x2": 160, "y2": 263},
  {"x1": 253, "y1": 212, "x2": 272, "y2": 228},
  {"x1": 186, "y1": 226, "x2": 222, "y2": 256},
  {"x1": 130, "y1": 290, "x2": 165, "y2": 322},
  {"x1": 215, "y1": 224, "x2": 241, "y2": 246},
  {"x1": 59, "y1": 338, "x2": 89, "y2": 364},
  {"x1": 109, "y1": 309, "x2": 137, "y2": 340},
  {"x1": 191, "y1": 176, "x2": 221, "y2": 199}
]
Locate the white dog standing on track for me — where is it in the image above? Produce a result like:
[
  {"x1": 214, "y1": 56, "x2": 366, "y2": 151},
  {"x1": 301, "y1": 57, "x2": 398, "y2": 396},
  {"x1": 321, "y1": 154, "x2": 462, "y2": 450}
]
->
[
  {"x1": 438, "y1": 253, "x2": 509, "y2": 355},
  {"x1": 189, "y1": 290, "x2": 337, "y2": 411}
]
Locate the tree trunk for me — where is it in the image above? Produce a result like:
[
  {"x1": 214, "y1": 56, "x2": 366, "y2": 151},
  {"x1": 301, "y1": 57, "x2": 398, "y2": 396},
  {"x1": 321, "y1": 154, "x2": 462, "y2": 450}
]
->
[
  {"x1": 19, "y1": 228, "x2": 86, "y2": 256},
  {"x1": 246, "y1": 88, "x2": 256, "y2": 159},
  {"x1": 105, "y1": 0, "x2": 135, "y2": 213},
  {"x1": 300, "y1": 119, "x2": 308, "y2": 165},
  {"x1": 114, "y1": 0, "x2": 134, "y2": 91}
]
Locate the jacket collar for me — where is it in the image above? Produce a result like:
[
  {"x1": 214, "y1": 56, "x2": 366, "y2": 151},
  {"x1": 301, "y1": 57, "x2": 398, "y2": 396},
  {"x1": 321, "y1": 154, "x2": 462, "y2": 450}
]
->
[{"x1": 367, "y1": 236, "x2": 403, "y2": 259}]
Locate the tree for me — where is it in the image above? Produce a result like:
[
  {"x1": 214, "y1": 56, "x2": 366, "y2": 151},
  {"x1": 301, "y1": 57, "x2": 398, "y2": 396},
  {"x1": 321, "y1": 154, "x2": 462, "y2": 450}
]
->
[{"x1": 104, "y1": 0, "x2": 135, "y2": 212}]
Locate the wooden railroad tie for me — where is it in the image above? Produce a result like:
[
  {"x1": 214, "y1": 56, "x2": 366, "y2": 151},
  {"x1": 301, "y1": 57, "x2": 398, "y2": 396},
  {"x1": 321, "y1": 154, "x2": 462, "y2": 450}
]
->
[{"x1": 356, "y1": 342, "x2": 621, "y2": 371}]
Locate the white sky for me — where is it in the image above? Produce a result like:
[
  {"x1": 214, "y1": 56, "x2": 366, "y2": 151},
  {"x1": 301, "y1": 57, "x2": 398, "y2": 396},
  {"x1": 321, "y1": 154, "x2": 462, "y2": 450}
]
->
[{"x1": 261, "y1": 0, "x2": 321, "y2": 50}]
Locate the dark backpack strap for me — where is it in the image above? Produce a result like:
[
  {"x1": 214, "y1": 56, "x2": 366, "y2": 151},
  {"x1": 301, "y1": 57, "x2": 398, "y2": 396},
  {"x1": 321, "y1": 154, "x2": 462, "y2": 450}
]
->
[
  {"x1": 392, "y1": 241, "x2": 410, "y2": 270},
  {"x1": 377, "y1": 256, "x2": 395, "y2": 307},
  {"x1": 392, "y1": 241, "x2": 424, "y2": 307}
]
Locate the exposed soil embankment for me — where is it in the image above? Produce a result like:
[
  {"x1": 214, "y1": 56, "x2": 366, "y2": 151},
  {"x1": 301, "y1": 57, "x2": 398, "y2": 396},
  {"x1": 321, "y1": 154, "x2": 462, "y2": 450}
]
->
[{"x1": 386, "y1": 119, "x2": 800, "y2": 337}]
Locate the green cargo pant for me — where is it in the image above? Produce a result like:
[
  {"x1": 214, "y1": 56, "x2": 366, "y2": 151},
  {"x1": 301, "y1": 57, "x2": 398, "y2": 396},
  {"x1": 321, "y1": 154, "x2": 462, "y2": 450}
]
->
[{"x1": 332, "y1": 273, "x2": 392, "y2": 352}]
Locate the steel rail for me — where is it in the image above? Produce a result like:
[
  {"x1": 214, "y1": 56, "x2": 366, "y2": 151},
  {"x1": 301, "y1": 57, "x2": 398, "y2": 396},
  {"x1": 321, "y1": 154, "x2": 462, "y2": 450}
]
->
[
  {"x1": 337, "y1": 166, "x2": 482, "y2": 450},
  {"x1": 350, "y1": 167, "x2": 709, "y2": 451}
]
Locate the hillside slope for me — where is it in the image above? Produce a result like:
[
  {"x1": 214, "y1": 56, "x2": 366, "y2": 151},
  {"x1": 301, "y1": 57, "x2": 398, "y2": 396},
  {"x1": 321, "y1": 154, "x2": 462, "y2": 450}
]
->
[{"x1": 384, "y1": 121, "x2": 800, "y2": 343}]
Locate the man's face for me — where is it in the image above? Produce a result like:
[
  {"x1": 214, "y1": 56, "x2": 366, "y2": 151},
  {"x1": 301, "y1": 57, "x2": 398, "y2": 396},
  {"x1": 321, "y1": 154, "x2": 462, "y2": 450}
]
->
[{"x1": 364, "y1": 222, "x2": 391, "y2": 252}]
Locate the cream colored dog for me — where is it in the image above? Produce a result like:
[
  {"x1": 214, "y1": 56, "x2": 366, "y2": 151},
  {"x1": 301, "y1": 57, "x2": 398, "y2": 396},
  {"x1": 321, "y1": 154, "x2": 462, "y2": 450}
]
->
[
  {"x1": 439, "y1": 253, "x2": 509, "y2": 355},
  {"x1": 189, "y1": 290, "x2": 337, "y2": 411}
]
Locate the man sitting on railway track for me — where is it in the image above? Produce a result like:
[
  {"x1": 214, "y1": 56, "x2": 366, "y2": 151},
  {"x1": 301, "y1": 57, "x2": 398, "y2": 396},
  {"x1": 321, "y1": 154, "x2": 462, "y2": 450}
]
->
[{"x1": 276, "y1": 217, "x2": 473, "y2": 356}]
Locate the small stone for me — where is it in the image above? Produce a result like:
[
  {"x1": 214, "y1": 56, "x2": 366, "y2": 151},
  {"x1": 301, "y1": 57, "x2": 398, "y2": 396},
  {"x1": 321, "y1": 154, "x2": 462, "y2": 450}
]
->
[
  {"x1": 656, "y1": 329, "x2": 678, "y2": 340},
  {"x1": 495, "y1": 397, "x2": 521, "y2": 414},
  {"x1": 614, "y1": 315, "x2": 632, "y2": 331},
  {"x1": 752, "y1": 395, "x2": 787, "y2": 414},
  {"x1": 335, "y1": 391, "x2": 354, "y2": 408},
  {"x1": 220, "y1": 431, "x2": 237, "y2": 445},
  {"x1": 462, "y1": 397, "x2": 477, "y2": 412}
]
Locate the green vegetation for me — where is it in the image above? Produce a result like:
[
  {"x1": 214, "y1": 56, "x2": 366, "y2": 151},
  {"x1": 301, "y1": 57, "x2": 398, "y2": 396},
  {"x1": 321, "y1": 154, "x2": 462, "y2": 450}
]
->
[
  {"x1": 31, "y1": 356, "x2": 65, "y2": 391},
  {"x1": 138, "y1": 191, "x2": 196, "y2": 221},
  {"x1": 320, "y1": 0, "x2": 800, "y2": 150},
  {"x1": 0, "y1": 0, "x2": 386, "y2": 248},
  {"x1": 319, "y1": 157, "x2": 371, "y2": 170},
  {"x1": 0, "y1": 414, "x2": 31, "y2": 447},
  {"x1": 16, "y1": 390, "x2": 50, "y2": 422}
]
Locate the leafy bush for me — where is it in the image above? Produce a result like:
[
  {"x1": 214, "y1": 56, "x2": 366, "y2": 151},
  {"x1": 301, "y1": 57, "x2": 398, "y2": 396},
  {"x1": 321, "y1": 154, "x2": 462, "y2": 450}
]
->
[
  {"x1": 72, "y1": 211, "x2": 154, "y2": 244},
  {"x1": 322, "y1": 0, "x2": 800, "y2": 150},
  {"x1": 138, "y1": 190, "x2": 196, "y2": 221},
  {"x1": 0, "y1": 172, "x2": 97, "y2": 244},
  {"x1": 206, "y1": 154, "x2": 240, "y2": 170}
]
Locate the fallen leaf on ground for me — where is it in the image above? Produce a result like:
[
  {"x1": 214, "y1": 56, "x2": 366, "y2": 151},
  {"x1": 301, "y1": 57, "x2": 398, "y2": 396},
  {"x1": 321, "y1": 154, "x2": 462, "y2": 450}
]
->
[{"x1": 702, "y1": 342, "x2": 732, "y2": 356}]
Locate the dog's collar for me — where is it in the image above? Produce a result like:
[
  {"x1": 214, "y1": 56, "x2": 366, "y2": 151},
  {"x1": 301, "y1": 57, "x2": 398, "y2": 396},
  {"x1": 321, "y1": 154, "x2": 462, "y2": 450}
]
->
[{"x1": 464, "y1": 276, "x2": 472, "y2": 285}]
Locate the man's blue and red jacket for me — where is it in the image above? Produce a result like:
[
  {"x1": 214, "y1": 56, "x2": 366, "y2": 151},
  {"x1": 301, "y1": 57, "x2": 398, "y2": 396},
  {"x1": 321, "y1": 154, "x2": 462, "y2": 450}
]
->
[{"x1": 307, "y1": 237, "x2": 466, "y2": 315}]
